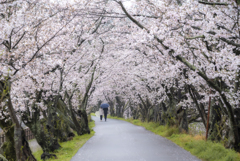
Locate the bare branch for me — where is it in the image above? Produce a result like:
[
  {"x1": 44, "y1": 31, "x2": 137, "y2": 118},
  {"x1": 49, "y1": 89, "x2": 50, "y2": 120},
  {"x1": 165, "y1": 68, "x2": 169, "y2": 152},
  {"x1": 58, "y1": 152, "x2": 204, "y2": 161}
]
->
[
  {"x1": 217, "y1": 24, "x2": 235, "y2": 34},
  {"x1": 9, "y1": 28, "x2": 14, "y2": 50},
  {"x1": 185, "y1": 35, "x2": 205, "y2": 39},
  {"x1": 191, "y1": 26, "x2": 201, "y2": 30},
  {"x1": 12, "y1": 31, "x2": 26, "y2": 49},
  {"x1": 198, "y1": 1, "x2": 228, "y2": 5},
  {"x1": 23, "y1": 15, "x2": 77, "y2": 67},
  {"x1": 116, "y1": 1, "x2": 145, "y2": 30},
  {"x1": 220, "y1": 37, "x2": 240, "y2": 47},
  {"x1": 116, "y1": 1, "x2": 168, "y2": 49},
  {"x1": 44, "y1": 65, "x2": 60, "y2": 75},
  {"x1": 91, "y1": 16, "x2": 103, "y2": 34},
  {"x1": 0, "y1": 0, "x2": 15, "y2": 4},
  {"x1": 171, "y1": 26, "x2": 183, "y2": 31}
]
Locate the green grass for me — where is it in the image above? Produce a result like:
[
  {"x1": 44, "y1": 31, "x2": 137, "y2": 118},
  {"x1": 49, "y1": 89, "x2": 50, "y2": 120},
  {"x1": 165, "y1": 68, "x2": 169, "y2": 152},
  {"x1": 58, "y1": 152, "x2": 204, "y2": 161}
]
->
[
  {"x1": 108, "y1": 116, "x2": 240, "y2": 161},
  {"x1": 33, "y1": 120, "x2": 95, "y2": 161}
]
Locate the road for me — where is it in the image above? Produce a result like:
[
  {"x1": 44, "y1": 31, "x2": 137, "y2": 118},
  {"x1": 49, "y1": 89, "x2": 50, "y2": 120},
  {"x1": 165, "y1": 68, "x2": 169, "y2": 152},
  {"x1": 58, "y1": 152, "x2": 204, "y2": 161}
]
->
[
  {"x1": 29, "y1": 139, "x2": 41, "y2": 153},
  {"x1": 71, "y1": 116, "x2": 200, "y2": 161}
]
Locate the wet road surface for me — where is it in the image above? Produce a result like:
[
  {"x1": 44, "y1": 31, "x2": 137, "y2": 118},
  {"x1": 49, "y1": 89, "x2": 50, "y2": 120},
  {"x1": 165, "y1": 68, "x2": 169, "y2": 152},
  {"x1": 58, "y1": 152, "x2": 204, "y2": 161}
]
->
[
  {"x1": 29, "y1": 139, "x2": 41, "y2": 152},
  {"x1": 71, "y1": 116, "x2": 200, "y2": 161}
]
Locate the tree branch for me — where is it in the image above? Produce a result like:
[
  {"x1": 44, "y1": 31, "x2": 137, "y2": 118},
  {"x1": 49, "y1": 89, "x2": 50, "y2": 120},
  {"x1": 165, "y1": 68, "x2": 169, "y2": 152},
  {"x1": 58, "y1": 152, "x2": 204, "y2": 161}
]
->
[
  {"x1": 198, "y1": 1, "x2": 228, "y2": 5},
  {"x1": 220, "y1": 37, "x2": 240, "y2": 47},
  {"x1": 12, "y1": 31, "x2": 26, "y2": 49},
  {"x1": 0, "y1": 0, "x2": 15, "y2": 4},
  {"x1": 185, "y1": 35, "x2": 205, "y2": 39},
  {"x1": 116, "y1": 1, "x2": 168, "y2": 49},
  {"x1": 44, "y1": 65, "x2": 60, "y2": 75},
  {"x1": 23, "y1": 15, "x2": 77, "y2": 67}
]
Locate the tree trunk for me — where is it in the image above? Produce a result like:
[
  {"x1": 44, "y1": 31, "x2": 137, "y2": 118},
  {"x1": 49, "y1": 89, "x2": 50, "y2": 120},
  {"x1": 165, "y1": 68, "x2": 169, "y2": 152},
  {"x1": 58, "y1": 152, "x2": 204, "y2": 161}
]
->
[
  {"x1": 160, "y1": 102, "x2": 168, "y2": 125},
  {"x1": 138, "y1": 94, "x2": 148, "y2": 122},
  {"x1": 166, "y1": 88, "x2": 177, "y2": 126},
  {"x1": 234, "y1": 108, "x2": 240, "y2": 143},
  {"x1": 55, "y1": 98, "x2": 78, "y2": 134},
  {"x1": 21, "y1": 128, "x2": 37, "y2": 161},
  {"x1": 22, "y1": 106, "x2": 61, "y2": 153},
  {"x1": 188, "y1": 85, "x2": 207, "y2": 128},
  {"x1": 46, "y1": 105, "x2": 61, "y2": 150},
  {"x1": 77, "y1": 109, "x2": 90, "y2": 134},
  {"x1": 0, "y1": 119, "x2": 15, "y2": 161},
  {"x1": 208, "y1": 104, "x2": 222, "y2": 141},
  {"x1": 0, "y1": 120, "x2": 36, "y2": 161},
  {"x1": 177, "y1": 108, "x2": 188, "y2": 133},
  {"x1": 104, "y1": 96, "x2": 115, "y2": 116},
  {"x1": 64, "y1": 91, "x2": 82, "y2": 135},
  {"x1": 109, "y1": 100, "x2": 115, "y2": 116},
  {"x1": 7, "y1": 92, "x2": 24, "y2": 161}
]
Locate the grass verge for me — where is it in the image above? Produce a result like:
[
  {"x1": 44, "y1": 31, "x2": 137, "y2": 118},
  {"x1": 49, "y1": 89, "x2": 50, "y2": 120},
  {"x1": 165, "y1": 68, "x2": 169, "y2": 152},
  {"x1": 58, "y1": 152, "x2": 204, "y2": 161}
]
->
[
  {"x1": 33, "y1": 120, "x2": 95, "y2": 161},
  {"x1": 108, "y1": 116, "x2": 240, "y2": 161}
]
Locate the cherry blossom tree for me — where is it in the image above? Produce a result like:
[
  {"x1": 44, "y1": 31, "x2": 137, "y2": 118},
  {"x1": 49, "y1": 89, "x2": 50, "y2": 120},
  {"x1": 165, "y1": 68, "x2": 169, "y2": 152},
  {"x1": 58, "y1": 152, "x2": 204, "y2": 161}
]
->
[
  {"x1": 107, "y1": 0, "x2": 240, "y2": 150},
  {"x1": 1, "y1": 0, "x2": 240, "y2": 159},
  {"x1": 0, "y1": 0, "x2": 106, "y2": 159}
]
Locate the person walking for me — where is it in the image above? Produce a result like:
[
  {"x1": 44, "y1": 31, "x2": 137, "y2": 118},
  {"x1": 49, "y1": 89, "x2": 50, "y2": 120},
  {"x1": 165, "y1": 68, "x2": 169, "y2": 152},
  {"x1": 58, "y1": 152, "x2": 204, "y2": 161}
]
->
[
  {"x1": 103, "y1": 106, "x2": 108, "y2": 121},
  {"x1": 100, "y1": 103, "x2": 109, "y2": 121},
  {"x1": 99, "y1": 107, "x2": 103, "y2": 121}
]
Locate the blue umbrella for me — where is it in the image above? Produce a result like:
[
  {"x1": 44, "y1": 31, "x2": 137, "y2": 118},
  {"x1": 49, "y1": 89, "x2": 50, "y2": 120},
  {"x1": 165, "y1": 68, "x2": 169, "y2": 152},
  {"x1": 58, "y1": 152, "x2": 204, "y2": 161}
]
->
[{"x1": 100, "y1": 103, "x2": 109, "y2": 108}]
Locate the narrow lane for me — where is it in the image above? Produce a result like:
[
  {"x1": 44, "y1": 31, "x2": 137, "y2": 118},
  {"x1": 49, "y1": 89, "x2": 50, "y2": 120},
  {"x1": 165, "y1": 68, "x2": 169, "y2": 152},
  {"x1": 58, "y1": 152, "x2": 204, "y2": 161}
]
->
[{"x1": 71, "y1": 116, "x2": 200, "y2": 161}]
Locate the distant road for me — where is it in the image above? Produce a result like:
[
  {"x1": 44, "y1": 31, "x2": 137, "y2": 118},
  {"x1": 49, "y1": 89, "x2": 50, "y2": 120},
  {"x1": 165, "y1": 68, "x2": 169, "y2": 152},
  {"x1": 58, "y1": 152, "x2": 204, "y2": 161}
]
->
[{"x1": 71, "y1": 116, "x2": 200, "y2": 161}]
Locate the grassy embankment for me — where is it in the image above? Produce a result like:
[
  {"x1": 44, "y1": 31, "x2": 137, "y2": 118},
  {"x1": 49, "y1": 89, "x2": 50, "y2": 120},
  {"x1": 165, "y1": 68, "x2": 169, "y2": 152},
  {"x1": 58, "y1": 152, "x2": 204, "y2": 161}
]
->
[
  {"x1": 108, "y1": 116, "x2": 240, "y2": 161},
  {"x1": 33, "y1": 116, "x2": 95, "y2": 161}
]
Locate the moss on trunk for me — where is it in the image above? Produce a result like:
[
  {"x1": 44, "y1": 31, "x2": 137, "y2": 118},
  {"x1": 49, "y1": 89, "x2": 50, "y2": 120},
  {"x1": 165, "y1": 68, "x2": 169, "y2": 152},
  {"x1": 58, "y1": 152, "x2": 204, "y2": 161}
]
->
[
  {"x1": 78, "y1": 109, "x2": 90, "y2": 134},
  {"x1": 22, "y1": 105, "x2": 61, "y2": 153}
]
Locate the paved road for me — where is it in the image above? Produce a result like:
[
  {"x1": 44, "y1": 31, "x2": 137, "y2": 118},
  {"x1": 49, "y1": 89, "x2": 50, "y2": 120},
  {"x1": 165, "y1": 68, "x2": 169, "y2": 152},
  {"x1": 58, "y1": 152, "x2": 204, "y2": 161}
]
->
[
  {"x1": 71, "y1": 116, "x2": 200, "y2": 161},
  {"x1": 29, "y1": 139, "x2": 41, "y2": 153}
]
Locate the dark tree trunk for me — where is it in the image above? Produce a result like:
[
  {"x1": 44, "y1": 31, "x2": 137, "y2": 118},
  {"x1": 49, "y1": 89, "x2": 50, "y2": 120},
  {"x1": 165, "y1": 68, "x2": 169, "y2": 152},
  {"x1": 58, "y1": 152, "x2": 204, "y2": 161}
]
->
[
  {"x1": 65, "y1": 92, "x2": 82, "y2": 135},
  {"x1": 7, "y1": 93, "x2": 24, "y2": 161},
  {"x1": 5, "y1": 93, "x2": 35, "y2": 160},
  {"x1": 208, "y1": 104, "x2": 222, "y2": 141},
  {"x1": 176, "y1": 106, "x2": 188, "y2": 133},
  {"x1": 188, "y1": 85, "x2": 207, "y2": 128},
  {"x1": 1, "y1": 125, "x2": 36, "y2": 161},
  {"x1": 0, "y1": 119, "x2": 15, "y2": 161},
  {"x1": 78, "y1": 109, "x2": 90, "y2": 134},
  {"x1": 115, "y1": 96, "x2": 126, "y2": 118},
  {"x1": 26, "y1": 119, "x2": 60, "y2": 153},
  {"x1": 45, "y1": 106, "x2": 62, "y2": 151},
  {"x1": 129, "y1": 101, "x2": 139, "y2": 120},
  {"x1": 77, "y1": 66, "x2": 96, "y2": 135},
  {"x1": 153, "y1": 104, "x2": 161, "y2": 123},
  {"x1": 21, "y1": 129, "x2": 37, "y2": 161},
  {"x1": 55, "y1": 98, "x2": 79, "y2": 137},
  {"x1": 145, "y1": 98, "x2": 153, "y2": 122},
  {"x1": 180, "y1": 110, "x2": 188, "y2": 133},
  {"x1": 22, "y1": 104, "x2": 61, "y2": 153},
  {"x1": 234, "y1": 108, "x2": 240, "y2": 140},
  {"x1": 109, "y1": 100, "x2": 115, "y2": 116},
  {"x1": 160, "y1": 102, "x2": 168, "y2": 125},
  {"x1": 138, "y1": 94, "x2": 148, "y2": 122},
  {"x1": 104, "y1": 96, "x2": 115, "y2": 116},
  {"x1": 166, "y1": 88, "x2": 177, "y2": 126}
]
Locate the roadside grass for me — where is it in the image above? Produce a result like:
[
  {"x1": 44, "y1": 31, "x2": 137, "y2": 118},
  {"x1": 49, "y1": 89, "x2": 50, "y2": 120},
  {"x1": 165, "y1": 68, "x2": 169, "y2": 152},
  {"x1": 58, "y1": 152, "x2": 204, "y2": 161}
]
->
[
  {"x1": 108, "y1": 116, "x2": 240, "y2": 161},
  {"x1": 33, "y1": 120, "x2": 95, "y2": 161}
]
